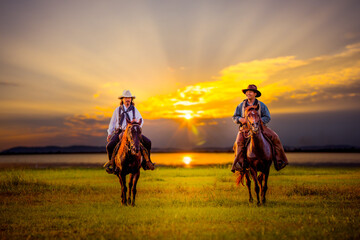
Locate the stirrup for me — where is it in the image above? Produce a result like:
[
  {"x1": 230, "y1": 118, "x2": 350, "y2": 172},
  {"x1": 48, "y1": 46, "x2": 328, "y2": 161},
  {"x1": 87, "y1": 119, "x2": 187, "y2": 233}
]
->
[
  {"x1": 103, "y1": 161, "x2": 111, "y2": 168},
  {"x1": 145, "y1": 161, "x2": 155, "y2": 170},
  {"x1": 234, "y1": 162, "x2": 244, "y2": 172},
  {"x1": 105, "y1": 166, "x2": 114, "y2": 174},
  {"x1": 275, "y1": 160, "x2": 287, "y2": 171}
]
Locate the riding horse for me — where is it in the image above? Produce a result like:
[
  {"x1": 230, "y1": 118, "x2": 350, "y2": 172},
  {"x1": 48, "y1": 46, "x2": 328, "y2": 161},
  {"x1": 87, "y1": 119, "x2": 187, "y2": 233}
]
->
[
  {"x1": 236, "y1": 105, "x2": 273, "y2": 205},
  {"x1": 114, "y1": 118, "x2": 145, "y2": 206}
]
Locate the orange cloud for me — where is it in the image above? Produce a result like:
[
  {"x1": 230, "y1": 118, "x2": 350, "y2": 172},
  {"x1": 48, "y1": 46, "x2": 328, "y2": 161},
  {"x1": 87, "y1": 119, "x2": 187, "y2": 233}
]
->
[{"x1": 137, "y1": 43, "x2": 360, "y2": 119}]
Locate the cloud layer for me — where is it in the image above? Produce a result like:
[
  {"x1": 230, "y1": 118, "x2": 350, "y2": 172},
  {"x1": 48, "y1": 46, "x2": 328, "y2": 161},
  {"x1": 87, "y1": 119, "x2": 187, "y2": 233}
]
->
[{"x1": 138, "y1": 44, "x2": 360, "y2": 119}]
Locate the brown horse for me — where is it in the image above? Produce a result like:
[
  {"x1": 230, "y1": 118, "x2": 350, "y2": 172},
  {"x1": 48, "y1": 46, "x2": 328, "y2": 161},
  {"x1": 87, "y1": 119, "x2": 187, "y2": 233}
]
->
[
  {"x1": 236, "y1": 105, "x2": 273, "y2": 205},
  {"x1": 114, "y1": 118, "x2": 145, "y2": 206}
]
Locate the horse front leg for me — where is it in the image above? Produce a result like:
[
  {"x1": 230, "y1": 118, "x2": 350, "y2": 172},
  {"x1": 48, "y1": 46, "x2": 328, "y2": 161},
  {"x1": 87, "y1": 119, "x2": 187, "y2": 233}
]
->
[
  {"x1": 250, "y1": 169, "x2": 260, "y2": 205},
  {"x1": 258, "y1": 173, "x2": 264, "y2": 203},
  {"x1": 131, "y1": 170, "x2": 140, "y2": 207},
  {"x1": 128, "y1": 174, "x2": 134, "y2": 205},
  {"x1": 118, "y1": 172, "x2": 127, "y2": 206},
  {"x1": 245, "y1": 172, "x2": 253, "y2": 203},
  {"x1": 261, "y1": 171, "x2": 269, "y2": 204}
]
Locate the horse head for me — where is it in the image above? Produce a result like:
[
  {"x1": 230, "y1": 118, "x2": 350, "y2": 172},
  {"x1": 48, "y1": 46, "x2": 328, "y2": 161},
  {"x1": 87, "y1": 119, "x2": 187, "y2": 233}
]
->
[
  {"x1": 125, "y1": 118, "x2": 143, "y2": 155},
  {"x1": 245, "y1": 104, "x2": 261, "y2": 134}
]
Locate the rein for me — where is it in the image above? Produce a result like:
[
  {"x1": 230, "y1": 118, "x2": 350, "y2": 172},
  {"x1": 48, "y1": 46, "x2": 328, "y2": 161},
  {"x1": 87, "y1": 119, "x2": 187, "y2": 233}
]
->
[{"x1": 126, "y1": 123, "x2": 142, "y2": 153}]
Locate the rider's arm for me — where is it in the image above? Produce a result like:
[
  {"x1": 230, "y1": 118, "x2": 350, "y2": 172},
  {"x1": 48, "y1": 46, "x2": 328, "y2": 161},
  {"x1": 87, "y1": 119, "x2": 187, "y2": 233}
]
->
[
  {"x1": 261, "y1": 103, "x2": 271, "y2": 124},
  {"x1": 107, "y1": 107, "x2": 118, "y2": 136},
  {"x1": 135, "y1": 108, "x2": 144, "y2": 128},
  {"x1": 232, "y1": 102, "x2": 243, "y2": 125}
]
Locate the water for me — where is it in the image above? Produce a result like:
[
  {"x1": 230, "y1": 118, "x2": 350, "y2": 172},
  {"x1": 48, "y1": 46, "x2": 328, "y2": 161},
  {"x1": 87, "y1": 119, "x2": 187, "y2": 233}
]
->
[{"x1": 0, "y1": 152, "x2": 359, "y2": 167}]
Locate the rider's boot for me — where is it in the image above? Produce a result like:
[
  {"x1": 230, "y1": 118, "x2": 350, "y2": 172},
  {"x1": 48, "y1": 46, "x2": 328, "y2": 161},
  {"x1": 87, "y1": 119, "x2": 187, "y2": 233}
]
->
[
  {"x1": 105, "y1": 146, "x2": 119, "y2": 174},
  {"x1": 141, "y1": 158, "x2": 155, "y2": 170},
  {"x1": 105, "y1": 156, "x2": 115, "y2": 174},
  {"x1": 273, "y1": 148, "x2": 288, "y2": 171},
  {"x1": 262, "y1": 126, "x2": 288, "y2": 171},
  {"x1": 231, "y1": 151, "x2": 246, "y2": 173},
  {"x1": 104, "y1": 132, "x2": 121, "y2": 174},
  {"x1": 140, "y1": 147, "x2": 155, "y2": 171},
  {"x1": 231, "y1": 131, "x2": 247, "y2": 173},
  {"x1": 145, "y1": 153, "x2": 155, "y2": 170},
  {"x1": 140, "y1": 136, "x2": 155, "y2": 171}
]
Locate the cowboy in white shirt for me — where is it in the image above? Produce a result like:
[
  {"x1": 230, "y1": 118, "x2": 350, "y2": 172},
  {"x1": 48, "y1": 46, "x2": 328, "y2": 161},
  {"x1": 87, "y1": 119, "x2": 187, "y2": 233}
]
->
[{"x1": 104, "y1": 90, "x2": 154, "y2": 173}]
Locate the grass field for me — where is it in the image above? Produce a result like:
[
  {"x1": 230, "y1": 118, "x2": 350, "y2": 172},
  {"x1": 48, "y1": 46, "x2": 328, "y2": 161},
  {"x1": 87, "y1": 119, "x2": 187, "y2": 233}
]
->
[{"x1": 1, "y1": 165, "x2": 359, "y2": 239}]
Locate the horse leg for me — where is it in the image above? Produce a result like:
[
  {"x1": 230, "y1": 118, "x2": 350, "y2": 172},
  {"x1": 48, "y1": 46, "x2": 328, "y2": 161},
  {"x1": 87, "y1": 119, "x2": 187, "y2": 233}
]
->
[
  {"x1": 258, "y1": 173, "x2": 263, "y2": 197},
  {"x1": 118, "y1": 172, "x2": 127, "y2": 206},
  {"x1": 258, "y1": 173, "x2": 265, "y2": 204},
  {"x1": 261, "y1": 171, "x2": 269, "y2": 204},
  {"x1": 128, "y1": 174, "x2": 134, "y2": 205},
  {"x1": 250, "y1": 169, "x2": 260, "y2": 205},
  {"x1": 245, "y1": 172, "x2": 253, "y2": 203},
  {"x1": 131, "y1": 171, "x2": 140, "y2": 206}
]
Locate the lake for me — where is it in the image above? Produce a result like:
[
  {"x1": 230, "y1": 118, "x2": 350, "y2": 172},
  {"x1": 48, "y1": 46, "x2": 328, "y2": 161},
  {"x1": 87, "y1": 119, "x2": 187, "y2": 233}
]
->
[{"x1": 0, "y1": 152, "x2": 360, "y2": 168}]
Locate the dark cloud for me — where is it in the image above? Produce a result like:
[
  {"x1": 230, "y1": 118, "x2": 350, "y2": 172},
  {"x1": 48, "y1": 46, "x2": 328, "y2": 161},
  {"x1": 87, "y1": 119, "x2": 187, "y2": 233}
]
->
[
  {"x1": 139, "y1": 111, "x2": 360, "y2": 149},
  {"x1": 1, "y1": 109, "x2": 360, "y2": 151},
  {"x1": 269, "y1": 80, "x2": 360, "y2": 111},
  {"x1": 0, "y1": 81, "x2": 18, "y2": 87},
  {"x1": 270, "y1": 110, "x2": 360, "y2": 147},
  {"x1": 0, "y1": 115, "x2": 108, "y2": 151}
]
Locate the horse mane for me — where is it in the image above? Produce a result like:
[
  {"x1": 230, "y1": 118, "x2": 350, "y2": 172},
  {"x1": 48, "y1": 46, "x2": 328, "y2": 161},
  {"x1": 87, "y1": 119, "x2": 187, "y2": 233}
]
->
[
  {"x1": 244, "y1": 104, "x2": 259, "y2": 116},
  {"x1": 118, "y1": 125, "x2": 131, "y2": 155}
]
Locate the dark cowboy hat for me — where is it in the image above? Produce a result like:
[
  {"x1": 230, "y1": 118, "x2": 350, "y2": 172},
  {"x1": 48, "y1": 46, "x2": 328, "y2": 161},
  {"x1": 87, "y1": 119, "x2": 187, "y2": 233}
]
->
[{"x1": 242, "y1": 84, "x2": 261, "y2": 97}]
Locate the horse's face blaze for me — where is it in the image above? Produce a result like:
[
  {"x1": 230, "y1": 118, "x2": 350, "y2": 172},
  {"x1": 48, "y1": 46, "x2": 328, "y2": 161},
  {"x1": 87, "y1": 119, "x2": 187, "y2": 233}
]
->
[
  {"x1": 247, "y1": 110, "x2": 260, "y2": 133},
  {"x1": 130, "y1": 124, "x2": 141, "y2": 154}
]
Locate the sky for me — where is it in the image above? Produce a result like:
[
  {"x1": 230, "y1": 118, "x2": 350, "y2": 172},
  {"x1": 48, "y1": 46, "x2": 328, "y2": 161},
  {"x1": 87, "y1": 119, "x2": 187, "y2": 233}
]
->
[{"x1": 0, "y1": 0, "x2": 360, "y2": 151}]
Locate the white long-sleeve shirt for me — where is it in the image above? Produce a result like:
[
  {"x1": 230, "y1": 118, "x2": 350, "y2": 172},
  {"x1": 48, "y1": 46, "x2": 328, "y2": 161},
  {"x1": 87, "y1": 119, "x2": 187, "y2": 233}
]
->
[{"x1": 107, "y1": 105, "x2": 143, "y2": 136}]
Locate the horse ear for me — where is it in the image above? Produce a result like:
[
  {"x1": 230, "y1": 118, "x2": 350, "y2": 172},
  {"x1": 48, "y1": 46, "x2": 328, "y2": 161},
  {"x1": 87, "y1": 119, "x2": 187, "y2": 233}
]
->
[{"x1": 138, "y1": 118, "x2": 142, "y2": 125}]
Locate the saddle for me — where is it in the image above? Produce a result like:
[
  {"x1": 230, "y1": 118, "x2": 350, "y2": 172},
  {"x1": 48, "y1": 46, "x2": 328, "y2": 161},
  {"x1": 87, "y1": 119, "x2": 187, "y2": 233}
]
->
[{"x1": 110, "y1": 141, "x2": 152, "y2": 173}]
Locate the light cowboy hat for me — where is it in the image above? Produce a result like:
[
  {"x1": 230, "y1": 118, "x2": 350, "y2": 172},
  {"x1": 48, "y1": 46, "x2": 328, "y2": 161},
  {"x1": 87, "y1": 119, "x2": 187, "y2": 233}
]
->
[
  {"x1": 242, "y1": 84, "x2": 261, "y2": 97},
  {"x1": 118, "y1": 90, "x2": 136, "y2": 99}
]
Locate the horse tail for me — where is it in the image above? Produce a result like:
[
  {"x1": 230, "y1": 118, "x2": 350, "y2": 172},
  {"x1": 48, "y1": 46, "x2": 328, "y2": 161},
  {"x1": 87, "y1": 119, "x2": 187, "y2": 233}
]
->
[{"x1": 236, "y1": 171, "x2": 247, "y2": 186}]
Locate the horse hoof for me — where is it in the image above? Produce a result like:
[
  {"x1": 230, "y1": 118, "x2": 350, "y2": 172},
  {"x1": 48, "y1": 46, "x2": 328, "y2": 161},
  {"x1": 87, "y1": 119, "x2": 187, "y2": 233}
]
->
[
  {"x1": 127, "y1": 199, "x2": 131, "y2": 205},
  {"x1": 131, "y1": 203, "x2": 135, "y2": 207},
  {"x1": 257, "y1": 202, "x2": 261, "y2": 206},
  {"x1": 249, "y1": 198, "x2": 253, "y2": 203}
]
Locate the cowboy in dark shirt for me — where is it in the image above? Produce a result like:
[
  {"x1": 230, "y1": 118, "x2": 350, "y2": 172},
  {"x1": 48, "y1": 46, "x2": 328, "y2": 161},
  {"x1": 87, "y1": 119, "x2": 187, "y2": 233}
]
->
[{"x1": 231, "y1": 84, "x2": 288, "y2": 172}]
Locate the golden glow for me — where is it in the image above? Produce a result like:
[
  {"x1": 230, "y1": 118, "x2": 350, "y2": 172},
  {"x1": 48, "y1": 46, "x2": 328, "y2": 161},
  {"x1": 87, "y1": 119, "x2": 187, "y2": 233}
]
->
[
  {"x1": 1, "y1": 1, "x2": 360, "y2": 151},
  {"x1": 184, "y1": 113, "x2": 192, "y2": 120},
  {"x1": 183, "y1": 156, "x2": 192, "y2": 165},
  {"x1": 137, "y1": 44, "x2": 360, "y2": 119}
]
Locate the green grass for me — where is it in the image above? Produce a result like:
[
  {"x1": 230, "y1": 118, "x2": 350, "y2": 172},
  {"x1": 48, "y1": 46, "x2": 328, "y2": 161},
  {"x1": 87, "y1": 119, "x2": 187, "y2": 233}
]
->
[{"x1": 1, "y1": 165, "x2": 359, "y2": 239}]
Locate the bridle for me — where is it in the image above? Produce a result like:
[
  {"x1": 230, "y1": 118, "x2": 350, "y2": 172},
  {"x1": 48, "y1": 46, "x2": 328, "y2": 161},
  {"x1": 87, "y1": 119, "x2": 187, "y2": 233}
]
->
[
  {"x1": 246, "y1": 109, "x2": 260, "y2": 135},
  {"x1": 127, "y1": 123, "x2": 142, "y2": 154}
]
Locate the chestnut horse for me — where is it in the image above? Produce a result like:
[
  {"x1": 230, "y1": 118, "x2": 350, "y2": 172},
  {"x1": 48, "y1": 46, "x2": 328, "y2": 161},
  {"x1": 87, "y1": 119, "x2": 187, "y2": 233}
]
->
[
  {"x1": 236, "y1": 105, "x2": 273, "y2": 205},
  {"x1": 114, "y1": 119, "x2": 145, "y2": 206}
]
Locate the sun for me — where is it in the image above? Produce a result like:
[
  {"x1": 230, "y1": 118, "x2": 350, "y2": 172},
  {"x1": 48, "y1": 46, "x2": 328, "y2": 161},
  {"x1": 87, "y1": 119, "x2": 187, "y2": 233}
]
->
[
  {"x1": 184, "y1": 113, "x2": 193, "y2": 120},
  {"x1": 183, "y1": 156, "x2": 192, "y2": 165}
]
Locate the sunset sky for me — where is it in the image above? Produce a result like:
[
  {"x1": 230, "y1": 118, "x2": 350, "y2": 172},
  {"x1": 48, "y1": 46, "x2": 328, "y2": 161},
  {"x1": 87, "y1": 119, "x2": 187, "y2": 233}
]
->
[{"x1": 1, "y1": 0, "x2": 360, "y2": 151}]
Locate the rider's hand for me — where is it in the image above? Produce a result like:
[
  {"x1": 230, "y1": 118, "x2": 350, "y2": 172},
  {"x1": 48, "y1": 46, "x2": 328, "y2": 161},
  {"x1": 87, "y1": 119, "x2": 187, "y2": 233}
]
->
[
  {"x1": 239, "y1": 117, "x2": 247, "y2": 124},
  {"x1": 107, "y1": 135, "x2": 111, "y2": 142}
]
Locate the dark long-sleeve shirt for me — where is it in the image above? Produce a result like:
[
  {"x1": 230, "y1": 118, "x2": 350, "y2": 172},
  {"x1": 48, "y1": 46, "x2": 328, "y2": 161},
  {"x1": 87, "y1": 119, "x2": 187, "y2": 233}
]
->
[{"x1": 232, "y1": 99, "x2": 271, "y2": 127}]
